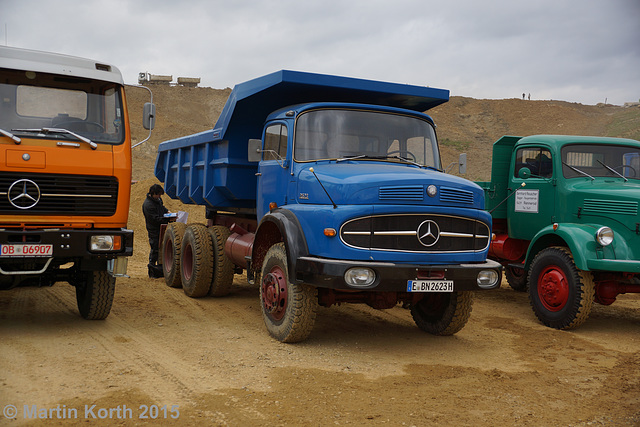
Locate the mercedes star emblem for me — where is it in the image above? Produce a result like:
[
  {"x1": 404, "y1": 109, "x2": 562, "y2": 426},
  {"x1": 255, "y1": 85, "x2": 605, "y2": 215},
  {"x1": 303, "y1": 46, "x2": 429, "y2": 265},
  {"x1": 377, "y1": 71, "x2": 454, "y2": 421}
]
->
[
  {"x1": 8, "y1": 179, "x2": 41, "y2": 209},
  {"x1": 417, "y1": 219, "x2": 440, "y2": 247}
]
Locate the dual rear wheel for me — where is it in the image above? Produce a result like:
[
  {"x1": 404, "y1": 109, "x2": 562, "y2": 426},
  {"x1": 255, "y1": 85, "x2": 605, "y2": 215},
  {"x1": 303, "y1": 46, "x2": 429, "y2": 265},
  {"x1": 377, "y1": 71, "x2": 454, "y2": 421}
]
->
[{"x1": 161, "y1": 223, "x2": 234, "y2": 298}]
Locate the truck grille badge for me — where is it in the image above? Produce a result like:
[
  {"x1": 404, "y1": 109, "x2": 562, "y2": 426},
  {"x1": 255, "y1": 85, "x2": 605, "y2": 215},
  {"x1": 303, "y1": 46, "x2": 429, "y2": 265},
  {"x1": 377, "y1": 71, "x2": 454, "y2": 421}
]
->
[
  {"x1": 8, "y1": 179, "x2": 41, "y2": 209},
  {"x1": 417, "y1": 220, "x2": 440, "y2": 247}
]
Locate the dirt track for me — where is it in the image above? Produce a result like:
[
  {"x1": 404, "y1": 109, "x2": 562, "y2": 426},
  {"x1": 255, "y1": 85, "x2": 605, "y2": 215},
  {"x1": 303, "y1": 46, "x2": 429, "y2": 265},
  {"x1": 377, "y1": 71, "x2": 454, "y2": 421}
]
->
[{"x1": 1, "y1": 267, "x2": 639, "y2": 425}]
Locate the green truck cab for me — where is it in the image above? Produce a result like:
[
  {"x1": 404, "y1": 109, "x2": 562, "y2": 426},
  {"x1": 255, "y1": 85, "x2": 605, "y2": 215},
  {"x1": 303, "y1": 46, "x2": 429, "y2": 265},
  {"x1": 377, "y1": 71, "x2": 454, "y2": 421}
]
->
[{"x1": 478, "y1": 135, "x2": 640, "y2": 329}]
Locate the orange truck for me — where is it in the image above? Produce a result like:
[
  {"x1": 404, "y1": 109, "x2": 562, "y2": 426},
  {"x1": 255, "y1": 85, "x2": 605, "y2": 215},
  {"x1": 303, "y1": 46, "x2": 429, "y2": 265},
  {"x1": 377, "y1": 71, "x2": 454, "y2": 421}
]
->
[{"x1": 0, "y1": 46, "x2": 154, "y2": 319}]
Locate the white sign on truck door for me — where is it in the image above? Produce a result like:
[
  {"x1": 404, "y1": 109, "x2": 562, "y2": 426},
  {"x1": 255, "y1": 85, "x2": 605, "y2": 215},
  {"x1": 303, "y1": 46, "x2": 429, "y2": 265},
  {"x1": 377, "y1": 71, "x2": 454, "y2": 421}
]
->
[{"x1": 514, "y1": 189, "x2": 539, "y2": 213}]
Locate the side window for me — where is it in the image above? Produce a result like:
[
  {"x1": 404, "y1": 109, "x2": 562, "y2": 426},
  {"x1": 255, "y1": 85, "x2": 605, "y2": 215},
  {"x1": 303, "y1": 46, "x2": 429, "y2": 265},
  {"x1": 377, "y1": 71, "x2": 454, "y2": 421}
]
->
[
  {"x1": 264, "y1": 124, "x2": 288, "y2": 161},
  {"x1": 514, "y1": 147, "x2": 552, "y2": 178}
]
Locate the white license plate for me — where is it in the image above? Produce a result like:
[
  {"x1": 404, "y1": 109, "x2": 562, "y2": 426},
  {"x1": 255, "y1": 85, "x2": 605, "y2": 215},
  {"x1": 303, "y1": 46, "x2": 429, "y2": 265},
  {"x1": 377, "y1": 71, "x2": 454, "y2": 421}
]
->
[
  {"x1": 0, "y1": 244, "x2": 53, "y2": 257},
  {"x1": 407, "y1": 280, "x2": 454, "y2": 292}
]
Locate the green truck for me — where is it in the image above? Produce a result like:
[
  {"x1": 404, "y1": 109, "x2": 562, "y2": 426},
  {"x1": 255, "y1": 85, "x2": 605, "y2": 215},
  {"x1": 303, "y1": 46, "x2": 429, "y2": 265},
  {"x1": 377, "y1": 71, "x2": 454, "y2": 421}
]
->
[{"x1": 478, "y1": 135, "x2": 640, "y2": 329}]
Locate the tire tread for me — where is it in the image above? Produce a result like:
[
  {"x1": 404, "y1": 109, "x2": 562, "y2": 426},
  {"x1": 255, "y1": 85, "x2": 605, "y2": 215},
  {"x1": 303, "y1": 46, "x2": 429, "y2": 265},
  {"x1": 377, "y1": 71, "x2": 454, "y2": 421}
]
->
[{"x1": 181, "y1": 224, "x2": 213, "y2": 298}]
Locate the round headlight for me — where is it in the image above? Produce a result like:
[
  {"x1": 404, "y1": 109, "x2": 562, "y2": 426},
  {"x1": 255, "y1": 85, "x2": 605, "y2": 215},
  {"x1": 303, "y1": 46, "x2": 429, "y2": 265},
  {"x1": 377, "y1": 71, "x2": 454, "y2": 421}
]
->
[
  {"x1": 595, "y1": 227, "x2": 614, "y2": 246},
  {"x1": 427, "y1": 185, "x2": 437, "y2": 197},
  {"x1": 477, "y1": 269, "x2": 499, "y2": 288},
  {"x1": 344, "y1": 268, "x2": 376, "y2": 287}
]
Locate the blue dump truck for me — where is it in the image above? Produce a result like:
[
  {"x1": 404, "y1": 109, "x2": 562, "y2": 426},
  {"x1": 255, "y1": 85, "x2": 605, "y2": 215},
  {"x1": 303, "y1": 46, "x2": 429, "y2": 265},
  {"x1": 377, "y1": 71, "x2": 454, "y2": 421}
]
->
[{"x1": 154, "y1": 70, "x2": 502, "y2": 342}]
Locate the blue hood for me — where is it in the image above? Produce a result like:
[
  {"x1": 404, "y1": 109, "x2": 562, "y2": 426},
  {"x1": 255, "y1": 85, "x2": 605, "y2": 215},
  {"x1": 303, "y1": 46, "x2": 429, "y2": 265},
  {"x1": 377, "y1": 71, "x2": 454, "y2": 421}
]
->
[{"x1": 296, "y1": 162, "x2": 484, "y2": 209}]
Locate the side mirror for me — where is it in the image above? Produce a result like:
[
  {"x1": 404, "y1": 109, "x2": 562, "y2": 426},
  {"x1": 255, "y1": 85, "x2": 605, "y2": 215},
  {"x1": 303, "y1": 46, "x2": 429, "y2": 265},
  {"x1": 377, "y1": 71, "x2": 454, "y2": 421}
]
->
[
  {"x1": 458, "y1": 153, "x2": 467, "y2": 175},
  {"x1": 143, "y1": 102, "x2": 156, "y2": 130},
  {"x1": 248, "y1": 139, "x2": 262, "y2": 162},
  {"x1": 518, "y1": 167, "x2": 531, "y2": 179}
]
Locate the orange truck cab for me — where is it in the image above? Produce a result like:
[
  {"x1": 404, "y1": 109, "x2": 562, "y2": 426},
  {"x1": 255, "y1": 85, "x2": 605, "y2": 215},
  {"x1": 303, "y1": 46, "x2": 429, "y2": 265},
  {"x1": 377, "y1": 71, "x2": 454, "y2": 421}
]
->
[{"x1": 0, "y1": 46, "x2": 154, "y2": 319}]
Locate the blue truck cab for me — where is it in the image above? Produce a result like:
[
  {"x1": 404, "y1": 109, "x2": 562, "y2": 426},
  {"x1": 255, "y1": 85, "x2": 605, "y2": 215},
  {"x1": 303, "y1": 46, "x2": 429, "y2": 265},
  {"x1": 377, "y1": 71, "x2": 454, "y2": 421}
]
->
[{"x1": 155, "y1": 70, "x2": 501, "y2": 342}]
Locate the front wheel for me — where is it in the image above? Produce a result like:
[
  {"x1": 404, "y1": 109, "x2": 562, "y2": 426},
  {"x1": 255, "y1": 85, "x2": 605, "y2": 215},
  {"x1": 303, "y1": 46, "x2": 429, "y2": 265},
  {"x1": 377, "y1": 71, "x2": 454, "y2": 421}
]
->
[
  {"x1": 76, "y1": 270, "x2": 115, "y2": 320},
  {"x1": 260, "y1": 243, "x2": 318, "y2": 343},
  {"x1": 410, "y1": 291, "x2": 473, "y2": 335},
  {"x1": 528, "y1": 247, "x2": 595, "y2": 330}
]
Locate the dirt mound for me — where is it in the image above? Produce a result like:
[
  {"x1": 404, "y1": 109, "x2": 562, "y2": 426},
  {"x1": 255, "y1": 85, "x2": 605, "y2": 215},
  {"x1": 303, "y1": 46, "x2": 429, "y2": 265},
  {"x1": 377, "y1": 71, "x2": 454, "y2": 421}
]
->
[
  {"x1": 430, "y1": 96, "x2": 640, "y2": 180},
  {"x1": 123, "y1": 85, "x2": 640, "y2": 260},
  {"x1": 126, "y1": 85, "x2": 640, "y2": 184},
  {"x1": 123, "y1": 85, "x2": 640, "y2": 267},
  {"x1": 126, "y1": 84, "x2": 232, "y2": 182}
]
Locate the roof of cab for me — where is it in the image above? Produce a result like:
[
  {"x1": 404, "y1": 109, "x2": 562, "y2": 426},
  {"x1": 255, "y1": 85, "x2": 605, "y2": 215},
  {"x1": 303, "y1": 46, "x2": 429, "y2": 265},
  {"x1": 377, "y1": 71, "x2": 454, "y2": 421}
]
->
[{"x1": 0, "y1": 45, "x2": 124, "y2": 84}]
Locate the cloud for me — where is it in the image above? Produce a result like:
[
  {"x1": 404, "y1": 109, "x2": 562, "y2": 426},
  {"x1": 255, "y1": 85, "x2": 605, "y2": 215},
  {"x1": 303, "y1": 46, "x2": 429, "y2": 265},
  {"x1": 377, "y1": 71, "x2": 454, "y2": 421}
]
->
[{"x1": 2, "y1": 0, "x2": 639, "y2": 105}]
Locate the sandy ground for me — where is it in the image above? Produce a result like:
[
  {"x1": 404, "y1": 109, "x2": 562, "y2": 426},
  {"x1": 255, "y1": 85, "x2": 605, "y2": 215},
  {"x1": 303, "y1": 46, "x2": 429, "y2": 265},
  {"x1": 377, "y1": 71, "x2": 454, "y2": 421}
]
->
[
  {"x1": 1, "y1": 265, "x2": 639, "y2": 426},
  {"x1": 1, "y1": 87, "x2": 639, "y2": 426}
]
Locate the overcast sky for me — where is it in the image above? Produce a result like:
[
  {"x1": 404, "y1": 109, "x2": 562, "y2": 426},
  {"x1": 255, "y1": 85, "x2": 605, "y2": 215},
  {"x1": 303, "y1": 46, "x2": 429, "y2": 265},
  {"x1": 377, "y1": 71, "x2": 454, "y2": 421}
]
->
[{"x1": 3, "y1": 0, "x2": 639, "y2": 106}]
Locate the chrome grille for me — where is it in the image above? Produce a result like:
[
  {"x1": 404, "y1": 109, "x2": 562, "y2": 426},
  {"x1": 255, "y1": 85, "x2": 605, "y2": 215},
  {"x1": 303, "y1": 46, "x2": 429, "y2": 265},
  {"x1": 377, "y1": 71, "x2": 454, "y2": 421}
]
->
[
  {"x1": 0, "y1": 172, "x2": 118, "y2": 216},
  {"x1": 341, "y1": 214, "x2": 490, "y2": 253}
]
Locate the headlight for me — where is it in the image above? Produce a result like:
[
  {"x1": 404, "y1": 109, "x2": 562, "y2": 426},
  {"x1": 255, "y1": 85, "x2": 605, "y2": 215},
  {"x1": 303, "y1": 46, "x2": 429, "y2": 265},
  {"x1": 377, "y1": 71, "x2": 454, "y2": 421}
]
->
[
  {"x1": 344, "y1": 268, "x2": 376, "y2": 287},
  {"x1": 477, "y1": 269, "x2": 499, "y2": 288},
  {"x1": 427, "y1": 185, "x2": 437, "y2": 197},
  {"x1": 595, "y1": 227, "x2": 614, "y2": 246},
  {"x1": 90, "y1": 235, "x2": 122, "y2": 251}
]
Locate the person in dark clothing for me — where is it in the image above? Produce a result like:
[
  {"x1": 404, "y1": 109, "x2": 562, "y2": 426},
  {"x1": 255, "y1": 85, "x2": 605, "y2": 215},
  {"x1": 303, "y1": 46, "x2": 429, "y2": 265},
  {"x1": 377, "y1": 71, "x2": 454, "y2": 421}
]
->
[{"x1": 142, "y1": 184, "x2": 171, "y2": 278}]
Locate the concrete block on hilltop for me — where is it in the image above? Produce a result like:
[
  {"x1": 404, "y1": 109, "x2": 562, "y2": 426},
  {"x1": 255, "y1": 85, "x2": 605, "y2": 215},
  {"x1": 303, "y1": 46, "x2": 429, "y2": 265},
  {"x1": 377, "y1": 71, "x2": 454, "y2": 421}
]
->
[
  {"x1": 149, "y1": 74, "x2": 173, "y2": 85},
  {"x1": 177, "y1": 77, "x2": 201, "y2": 87}
]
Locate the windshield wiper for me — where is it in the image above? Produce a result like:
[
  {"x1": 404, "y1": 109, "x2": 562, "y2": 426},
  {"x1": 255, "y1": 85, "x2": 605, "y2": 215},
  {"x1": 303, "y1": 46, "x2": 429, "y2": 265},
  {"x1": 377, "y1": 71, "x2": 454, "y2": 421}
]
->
[
  {"x1": 12, "y1": 127, "x2": 97, "y2": 149},
  {"x1": 336, "y1": 154, "x2": 369, "y2": 162},
  {"x1": 562, "y1": 161, "x2": 594, "y2": 180},
  {"x1": 0, "y1": 128, "x2": 21, "y2": 144},
  {"x1": 336, "y1": 154, "x2": 440, "y2": 170},
  {"x1": 597, "y1": 159, "x2": 628, "y2": 182}
]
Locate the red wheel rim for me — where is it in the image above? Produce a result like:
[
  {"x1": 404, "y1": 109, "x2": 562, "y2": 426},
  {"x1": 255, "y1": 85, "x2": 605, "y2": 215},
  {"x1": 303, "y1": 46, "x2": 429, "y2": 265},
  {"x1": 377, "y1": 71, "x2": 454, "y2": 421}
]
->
[
  {"x1": 262, "y1": 266, "x2": 288, "y2": 321},
  {"x1": 537, "y1": 265, "x2": 569, "y2": 311},
  {"x1": 182, "y1": 243, "x2": 193, "y2": 280},
  {"x1": 163, "y1": 239, "x2": 174, "y2": 269}
]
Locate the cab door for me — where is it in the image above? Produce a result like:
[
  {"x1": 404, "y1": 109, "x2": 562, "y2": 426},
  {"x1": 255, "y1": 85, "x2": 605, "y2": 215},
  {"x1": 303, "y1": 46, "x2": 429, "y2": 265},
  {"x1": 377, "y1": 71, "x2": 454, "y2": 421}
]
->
[
  {"x1": 256, "y1": 123, "x2": 290, "y2": 219},
  {"x1": 507, "y1": 146, "x2": 556, "y2": 240}
]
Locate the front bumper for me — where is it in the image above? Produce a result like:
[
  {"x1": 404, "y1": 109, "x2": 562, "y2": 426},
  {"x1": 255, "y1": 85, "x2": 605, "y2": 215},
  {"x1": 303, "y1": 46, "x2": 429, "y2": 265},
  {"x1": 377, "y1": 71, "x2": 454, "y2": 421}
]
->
[
  {"x1": 0, "y1": 228, "x2": 133, "y2": 260},
  {"x1": 295, "y1": 256, "x2": 502, "y2": 291}
]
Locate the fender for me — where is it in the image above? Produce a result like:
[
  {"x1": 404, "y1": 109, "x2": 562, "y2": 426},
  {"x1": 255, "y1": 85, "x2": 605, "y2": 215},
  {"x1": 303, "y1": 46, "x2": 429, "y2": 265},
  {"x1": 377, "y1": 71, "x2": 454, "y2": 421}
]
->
[
  {"x1": 525, "y1": 223, "x2": 605, "y2": 272},
  {"x1": 252, "y1": 208, "x2": 309, "y2": 283}
]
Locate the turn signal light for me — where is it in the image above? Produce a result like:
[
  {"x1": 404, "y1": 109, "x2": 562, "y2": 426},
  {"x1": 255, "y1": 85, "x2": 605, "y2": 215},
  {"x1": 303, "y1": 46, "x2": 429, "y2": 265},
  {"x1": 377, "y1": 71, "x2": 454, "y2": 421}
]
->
[
  {"x1": 112, "y1": 236, "x2": 122, "y2": 250},
  {"x1": 269, "y1": 202, "x2": 278, "y2": 211},
  {"x1": 324, "y1": 228, "x2": 337, "y2": 237}
]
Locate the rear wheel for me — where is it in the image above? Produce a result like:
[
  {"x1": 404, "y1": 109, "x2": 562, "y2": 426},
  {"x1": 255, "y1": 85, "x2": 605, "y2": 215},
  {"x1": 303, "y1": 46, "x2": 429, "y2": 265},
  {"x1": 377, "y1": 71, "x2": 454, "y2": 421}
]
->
[
  {"x1": 260, "y1": 243, "x2": 317, "y2": 342},
  {"x1": 207, "y1": 226, "x2": 234, "y2": 296},
  {"x1": 410, "y1": 291, "x2": 473, "y2": 335},
  {"x1": 528, "y1": 247, "x2": 594, "y2": 330},
  {"x1": 162, "y1": 222, "x2": 186, "y2": 288},
  {"x1": 181, "y1": 224, "x2": 213, "y2": 298},
  {"x1": 76, "y1": 270, "x2": 115, "y2": 320},
  {"x1": 505, "y1": 265, "x2": 527, "y2": 291}
]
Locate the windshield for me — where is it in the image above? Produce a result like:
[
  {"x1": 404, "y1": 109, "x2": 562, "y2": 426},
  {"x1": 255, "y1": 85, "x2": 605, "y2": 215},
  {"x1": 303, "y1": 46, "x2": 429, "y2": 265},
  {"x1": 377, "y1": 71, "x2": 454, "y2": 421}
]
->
[
  {"x1": 294, "y1": 109, "x2": 440, "y2": 168},
  {"x1": 562, "y1": 144, "x2": 640, "y2": 180},
  {"x1": 0, "y1": 68, "x2": 125, "y2": 144}
]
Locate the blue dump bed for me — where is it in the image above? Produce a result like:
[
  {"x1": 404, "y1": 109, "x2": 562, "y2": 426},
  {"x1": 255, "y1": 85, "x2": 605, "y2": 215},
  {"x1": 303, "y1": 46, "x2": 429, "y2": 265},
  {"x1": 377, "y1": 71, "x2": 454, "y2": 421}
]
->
[{"x1": 154, "y1": 70, "x2": 449, "y2": 209}]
